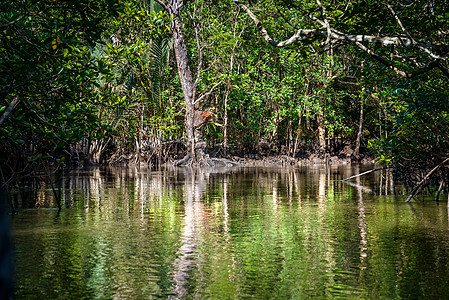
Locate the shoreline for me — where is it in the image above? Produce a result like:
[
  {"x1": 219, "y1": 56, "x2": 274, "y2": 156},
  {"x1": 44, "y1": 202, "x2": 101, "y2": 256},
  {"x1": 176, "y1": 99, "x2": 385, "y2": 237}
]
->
[{"x1": 119, "y1": 152, "x2": 379, "y2": 168}]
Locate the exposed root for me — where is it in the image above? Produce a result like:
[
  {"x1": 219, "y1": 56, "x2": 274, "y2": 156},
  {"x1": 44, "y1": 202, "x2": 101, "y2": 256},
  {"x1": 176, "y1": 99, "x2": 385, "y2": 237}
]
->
[
  {"x1": 209, "y1": 157, "x2": 243, "y2": 167},
  {"x1": 172, "y1": 154, "x2": 192, "y2": 166},
  {"x1": 406, "y1": 157, "x2": 449, "y2": 203},
  {"x1": 171, "y1": 154, "x2": 243, "y2": 168}
]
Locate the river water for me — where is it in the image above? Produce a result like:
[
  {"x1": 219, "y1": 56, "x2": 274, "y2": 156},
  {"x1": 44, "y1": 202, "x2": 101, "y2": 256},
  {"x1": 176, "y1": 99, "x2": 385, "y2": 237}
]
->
[{"x1": 10, "y1": 165, "x2": 449, "y2": 299}]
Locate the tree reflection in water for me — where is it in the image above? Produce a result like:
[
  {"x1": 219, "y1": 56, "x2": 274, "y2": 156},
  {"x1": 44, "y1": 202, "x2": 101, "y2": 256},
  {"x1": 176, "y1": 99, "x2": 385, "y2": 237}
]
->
[
  {"x1": 171, "y1": 168, "x2": 207, "y2": 298},
  {"x1": 9, "y1": 165, "x2": 449, "y2": 299}
]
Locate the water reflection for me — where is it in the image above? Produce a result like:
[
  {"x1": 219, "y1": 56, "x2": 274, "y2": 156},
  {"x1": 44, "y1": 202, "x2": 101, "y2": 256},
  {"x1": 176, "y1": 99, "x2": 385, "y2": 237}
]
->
[
  {"x1": 172, "y1": 168, "x2": 207, "y2": 298},
  {"x1": 11, "y1": 165, "x2": 449, "y2": 299}
]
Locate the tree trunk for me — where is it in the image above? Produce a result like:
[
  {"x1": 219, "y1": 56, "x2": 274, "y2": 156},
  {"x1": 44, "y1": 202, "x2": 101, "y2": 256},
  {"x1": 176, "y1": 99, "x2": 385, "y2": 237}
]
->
[
  {"x1": 317, "y1": 112, "x2": 326, "y2": 152},
  {"x1": 354, "y1": 102, "x2": 364, "y2": 158},
  {"x1": 293, "y1": 114, "x2": 302, "y2": 157},
  {"x1": 223, "y1": 87, "x2": 229, "y2": 152},
  {"x1": 168, "y1": 1, "x2": 205, "y2": 162}
]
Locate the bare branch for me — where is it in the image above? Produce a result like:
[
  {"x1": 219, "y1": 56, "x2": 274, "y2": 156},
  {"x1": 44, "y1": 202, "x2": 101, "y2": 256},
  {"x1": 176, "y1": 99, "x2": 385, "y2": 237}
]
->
[
  {"x1": 316, "y1": 0, "x2": 331, "y2": 45},
  {"x1": 385, "y1": 1, "x2": 414, "y2": 41},
  {"x1": 0, "y1": 14, "x2": 26, "y2": 29},
  {"x1": 201, "y1": 60, "x2": 217, "y2": 74},
  {"x1": 384, "y1": 1, "x2": 445, "y2": 60},
  {"x1": 234, "y1": 0, "x2": 448, "y2": 54},
  {"x1": 194, "y1": 81, "x2": 223, "y2": 106},
  {"x1": 231, "y1": 0, "x2": 279, "y2": 46},
  {"x1": 232, "y1": 0, "x2": 448, "y2": 77},
  {"x1": 0, "y1": 96, "x2": 20, "y2": 128},
  {"x1": 353, "y1": 41, "x2": 441, "y2": 78},
  {"x1": 189, "y1": 4, "x2": 203, "y2": 98},
  {"x1": 416, "y1": 45, "x2": 448, "y2": 60},
  {"x1": 342, "y1": 166, "x2": 391, "y2": 181}
]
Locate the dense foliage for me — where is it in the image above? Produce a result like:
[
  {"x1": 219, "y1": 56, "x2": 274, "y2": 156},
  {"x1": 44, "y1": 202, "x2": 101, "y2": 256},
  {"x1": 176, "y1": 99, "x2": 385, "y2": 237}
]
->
[
  {"x1": 0, "y1": 0, "x2": 120, "y2": 168},
  {"x1": 1, "y1": 0, "x2": 448, "y2": 193}
]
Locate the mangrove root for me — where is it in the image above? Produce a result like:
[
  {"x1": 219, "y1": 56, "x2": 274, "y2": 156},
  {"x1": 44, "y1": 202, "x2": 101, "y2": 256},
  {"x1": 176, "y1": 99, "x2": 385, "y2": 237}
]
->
[{"x1": 406, "y1": 157, "x2": 449, "y2": 203}]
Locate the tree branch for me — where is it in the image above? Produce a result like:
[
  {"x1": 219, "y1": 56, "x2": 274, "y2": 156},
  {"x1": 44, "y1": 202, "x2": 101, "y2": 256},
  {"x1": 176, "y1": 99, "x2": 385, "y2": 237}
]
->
[
  {"x1": 316, "y1": 0, "x2": 331, "y2": 45},
  {"x1": 342, "y1": 166, "x2": 391, "y2": 181},
  {"x1": 0, "y1": 14, "x2": 26, "y2": 29},
  {"x1": 0, "y1": 96, "x2": 20, "y2": 128},
  {"x1": 353, "y1": 41, "x2": 441, "y2": 78},
  {"x1": 194, "y1": 81, "x2": 223, "y2": 106},
  {"x1": 231, "y1": 0, "x2": 278, "y2": 46},
  {"x1": 232, "y1": 0, "x2": 449, "y2": 76},
  {"x1": 189, "y1": 3, "x2": 203, "y2": 99},
  {"x1": 385, "y1": 1, "x2": 414, "y2": 42}
]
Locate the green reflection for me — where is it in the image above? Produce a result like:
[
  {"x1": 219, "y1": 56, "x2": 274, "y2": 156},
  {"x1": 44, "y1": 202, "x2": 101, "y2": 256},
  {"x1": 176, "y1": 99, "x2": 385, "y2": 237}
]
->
[{"x1": 11, "y1": 166, "x2": 449, "y2": 299}]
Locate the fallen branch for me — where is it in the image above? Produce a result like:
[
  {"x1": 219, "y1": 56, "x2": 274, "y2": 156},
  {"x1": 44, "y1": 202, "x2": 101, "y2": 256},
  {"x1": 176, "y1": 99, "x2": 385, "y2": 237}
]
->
[
  {"x1": 406, "y1": 157, "x2": 449, "y2": 203},
  {"x1": 342, "y1": 166, "x2": 390, "y2": 182}
]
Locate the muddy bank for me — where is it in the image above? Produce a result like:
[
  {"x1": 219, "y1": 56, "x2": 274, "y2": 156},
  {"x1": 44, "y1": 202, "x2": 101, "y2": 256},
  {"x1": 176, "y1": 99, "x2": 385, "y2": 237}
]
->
[
  {"x1": 224, "y1": 153, "x2": 377, "y2": 168},
  {"x1": 80, "y1": 140, "x2": 378, "y2": 167},
  {"x1": 156, "y1": 149, "x2": 378, "y2": 168},
  {"x1": 239, "y1": 156, "x2": 375, "y2": 167},
  {"x1": 105, "y1": 145, "x2": 378, "y2": 167},
  {"x1": 161, "y1": 143, "x2": 378, "y2": 167}
]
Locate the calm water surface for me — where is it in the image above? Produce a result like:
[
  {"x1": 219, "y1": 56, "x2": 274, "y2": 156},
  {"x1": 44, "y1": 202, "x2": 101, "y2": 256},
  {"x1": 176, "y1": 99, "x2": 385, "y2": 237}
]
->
[{"x1": 11, "y1": 166, "x2": 449, "y2": 299}]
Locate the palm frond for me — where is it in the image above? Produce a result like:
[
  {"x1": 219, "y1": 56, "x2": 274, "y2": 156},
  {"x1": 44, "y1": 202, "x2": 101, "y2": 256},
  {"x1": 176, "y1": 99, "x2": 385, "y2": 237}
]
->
[{"x1": 149, "y1": 36, "x2": 171, "y2": 113}]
